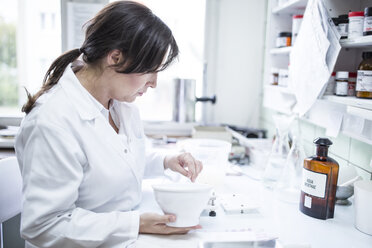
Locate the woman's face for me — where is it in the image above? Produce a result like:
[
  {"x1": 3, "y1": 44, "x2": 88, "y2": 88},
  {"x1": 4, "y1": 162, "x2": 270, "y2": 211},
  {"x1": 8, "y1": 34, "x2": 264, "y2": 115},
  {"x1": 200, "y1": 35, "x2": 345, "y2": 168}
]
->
[
  {"x1": 106, "y1": 69, "x2": 158, "y2": 103},
  {"x1": 102, "y1": 50, "x2": 159, "y2": 102}
]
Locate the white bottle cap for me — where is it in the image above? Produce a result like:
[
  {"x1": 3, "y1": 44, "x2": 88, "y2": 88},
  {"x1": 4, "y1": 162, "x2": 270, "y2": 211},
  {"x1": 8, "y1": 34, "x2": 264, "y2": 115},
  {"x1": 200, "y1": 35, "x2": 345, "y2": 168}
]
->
[{"x1": 336, "y1": 71, "x2": 349, "y2": 79}]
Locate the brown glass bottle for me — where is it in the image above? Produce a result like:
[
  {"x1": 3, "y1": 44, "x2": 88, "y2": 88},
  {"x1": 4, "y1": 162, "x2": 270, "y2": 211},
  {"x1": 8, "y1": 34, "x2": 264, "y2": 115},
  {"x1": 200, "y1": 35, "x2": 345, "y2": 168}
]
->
[
  {"x1": 356, "y1": 51, "x2": 372, "y2": 98},
  {"x1": 299, "y1": 138, "x2": 339, "y2": 220}
]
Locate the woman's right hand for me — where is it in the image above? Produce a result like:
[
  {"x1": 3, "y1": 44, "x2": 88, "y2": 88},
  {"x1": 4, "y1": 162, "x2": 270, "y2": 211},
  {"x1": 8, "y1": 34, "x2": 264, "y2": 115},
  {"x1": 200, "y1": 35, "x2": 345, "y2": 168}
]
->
[{"x1": 139, "y1": 213, "x2": 201, "y2": 234}]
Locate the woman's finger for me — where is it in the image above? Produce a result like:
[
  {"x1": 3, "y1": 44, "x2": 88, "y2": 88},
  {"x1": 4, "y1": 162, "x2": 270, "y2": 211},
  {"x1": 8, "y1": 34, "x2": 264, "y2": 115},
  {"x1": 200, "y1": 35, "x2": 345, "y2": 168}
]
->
[
  {"x1": 154, "y1": 214, "x2": 176, "y2": 224},
  {"x1": 161, "y1": 224, "x2": 202, "y2": 235},
  {"x1": 181, "y1": 153, "x2": 197, "y2": 181},
  {"x1": 196, "y1": 160, "x2": 203, "y2": 175}
]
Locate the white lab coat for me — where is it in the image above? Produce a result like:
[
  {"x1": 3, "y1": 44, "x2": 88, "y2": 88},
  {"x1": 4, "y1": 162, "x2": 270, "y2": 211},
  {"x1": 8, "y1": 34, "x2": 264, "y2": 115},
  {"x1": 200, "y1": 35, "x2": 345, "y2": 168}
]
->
[{"x1": 15, "y1": 64, "x2": 165, "y2": 248}]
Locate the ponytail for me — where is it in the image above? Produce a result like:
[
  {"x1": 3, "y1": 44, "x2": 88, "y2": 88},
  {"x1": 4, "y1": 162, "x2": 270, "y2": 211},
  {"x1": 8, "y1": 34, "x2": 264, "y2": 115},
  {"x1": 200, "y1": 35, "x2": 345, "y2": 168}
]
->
[{"x1": 22, "y1": 48, "x2": 82, "y2": 114}]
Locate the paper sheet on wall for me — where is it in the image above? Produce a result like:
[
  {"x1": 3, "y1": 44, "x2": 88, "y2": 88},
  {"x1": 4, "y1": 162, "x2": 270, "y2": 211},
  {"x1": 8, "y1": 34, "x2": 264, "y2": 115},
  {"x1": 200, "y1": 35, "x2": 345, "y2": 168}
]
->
[
  {"x1": 67, "y1": 2, "x2": 104, "y2": 50},
  {"x1": 289, "y1": 0, "x2": 341, "y2": 117}
]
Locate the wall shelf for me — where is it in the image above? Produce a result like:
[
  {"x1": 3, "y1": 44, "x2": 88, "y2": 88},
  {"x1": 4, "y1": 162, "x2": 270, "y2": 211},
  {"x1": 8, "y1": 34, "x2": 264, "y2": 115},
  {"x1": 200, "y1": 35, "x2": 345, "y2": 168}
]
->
[
  {"x1": 322, "y1": 95, "x2": 372, "y2": 111},
  {"x1": 272, "y1": 0, "x2": 308, "y2": 15},
  {"x1": 265, "y1": 84, "x2": 294, "y2": 94},
  {"x1": 340, "y1": 36, "x2": 372, "y2": 48},
  {"x1": 270, "y1": 46, "x2": 292, "y2": 55}
]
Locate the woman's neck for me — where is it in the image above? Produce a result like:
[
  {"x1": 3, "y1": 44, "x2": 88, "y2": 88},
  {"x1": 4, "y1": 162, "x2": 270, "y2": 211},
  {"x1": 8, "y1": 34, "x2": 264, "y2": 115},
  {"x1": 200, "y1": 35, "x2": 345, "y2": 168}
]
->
[{"x1": 75, "y1": 63, "x2": 111, "y2": 109}]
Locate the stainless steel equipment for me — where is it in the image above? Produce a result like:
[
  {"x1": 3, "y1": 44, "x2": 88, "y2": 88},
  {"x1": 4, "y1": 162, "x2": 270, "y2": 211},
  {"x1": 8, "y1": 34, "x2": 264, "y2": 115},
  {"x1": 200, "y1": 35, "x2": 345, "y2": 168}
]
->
[
  {"x1": 173, "y1": 78, "x2": 196, "y2": 123},
  {"x1": 173, "y1": 78, "x2": 216, "y2": 123}
]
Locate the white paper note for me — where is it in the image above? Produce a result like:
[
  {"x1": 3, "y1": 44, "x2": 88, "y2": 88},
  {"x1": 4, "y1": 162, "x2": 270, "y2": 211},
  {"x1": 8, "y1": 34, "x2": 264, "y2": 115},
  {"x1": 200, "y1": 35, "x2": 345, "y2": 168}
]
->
[{"x1": 289, "y1": 0, "x2": 341, "y2": 116}]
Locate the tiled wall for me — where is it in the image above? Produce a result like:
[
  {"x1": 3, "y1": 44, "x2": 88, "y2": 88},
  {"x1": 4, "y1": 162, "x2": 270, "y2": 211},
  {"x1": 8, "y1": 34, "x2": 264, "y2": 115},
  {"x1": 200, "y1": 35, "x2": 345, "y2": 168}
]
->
[{"x1": 260, "y1": 107, "x2": 372, "y2": 180}]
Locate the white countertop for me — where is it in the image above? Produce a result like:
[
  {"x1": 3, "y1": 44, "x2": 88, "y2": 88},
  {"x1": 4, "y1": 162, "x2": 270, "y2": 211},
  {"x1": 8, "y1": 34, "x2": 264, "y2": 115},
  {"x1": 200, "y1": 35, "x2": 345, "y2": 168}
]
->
[{"x1": 136, "y1": 166, "x2": 372, "y2": 248}]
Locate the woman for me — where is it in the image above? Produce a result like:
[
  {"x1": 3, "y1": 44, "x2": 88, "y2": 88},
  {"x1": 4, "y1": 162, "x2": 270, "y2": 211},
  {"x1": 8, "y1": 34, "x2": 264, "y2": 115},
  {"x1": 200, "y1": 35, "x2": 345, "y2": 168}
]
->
[{"x1": 15, "y1": 1, "x2": 203, "y2": 247}]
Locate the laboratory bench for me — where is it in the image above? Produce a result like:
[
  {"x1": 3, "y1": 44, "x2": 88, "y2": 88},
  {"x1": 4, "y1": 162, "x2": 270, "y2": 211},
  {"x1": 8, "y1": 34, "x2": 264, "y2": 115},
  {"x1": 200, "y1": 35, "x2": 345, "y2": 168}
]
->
[
  {"x1": 2, "y1": 146, "x2": 371, "y2": 247},
  {"x1": 137, "y1": 166, "x2": 372, "y2": 248},
  {"x1": 0, "y1": 148, "x2": 15, "y2": 159}
]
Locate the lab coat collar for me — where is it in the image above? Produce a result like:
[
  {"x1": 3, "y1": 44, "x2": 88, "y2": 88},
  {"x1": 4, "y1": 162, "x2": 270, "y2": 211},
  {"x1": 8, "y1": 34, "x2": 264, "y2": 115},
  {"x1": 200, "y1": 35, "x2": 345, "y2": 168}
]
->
[
  {"x1": 60, "y1": 65, "x2": 103, "y2": 121},
  {"x1": 60, "y1": 65, "x2": 143, "y2": 187}
]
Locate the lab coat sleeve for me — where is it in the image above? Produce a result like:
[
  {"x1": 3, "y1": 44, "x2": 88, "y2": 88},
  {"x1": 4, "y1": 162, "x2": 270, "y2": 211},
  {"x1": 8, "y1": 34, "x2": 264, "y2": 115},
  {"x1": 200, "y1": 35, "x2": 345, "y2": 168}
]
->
[
  {"x1": 144, "y1": 150, "x2": 165, "y2": 178},
  {"x1": 17, "y1": 120, "x2": 139, "y2": 248}
]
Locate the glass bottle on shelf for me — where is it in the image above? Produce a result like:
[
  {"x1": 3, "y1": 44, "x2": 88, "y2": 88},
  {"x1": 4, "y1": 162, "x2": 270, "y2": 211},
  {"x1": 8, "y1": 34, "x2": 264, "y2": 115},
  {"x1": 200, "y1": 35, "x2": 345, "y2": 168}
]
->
[
  {"x1": 356, "y1": 51, "x2": 372, "y2": 98},
  {"x1": 275, "y1": 136, "x2": 306, "y2": 204},
  {"x1": 262, "y1": 115, "x2": 293, "y2": 189}
]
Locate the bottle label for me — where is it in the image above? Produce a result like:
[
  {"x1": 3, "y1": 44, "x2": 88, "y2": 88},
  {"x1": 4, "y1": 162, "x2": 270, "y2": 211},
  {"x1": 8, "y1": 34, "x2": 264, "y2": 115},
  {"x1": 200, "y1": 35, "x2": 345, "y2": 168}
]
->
[
  {"x1": 357, "y1": 70, "x2": 372, "y2": 91},
  {"x1": 338, "y1": 23, "x2": 348, "y2": 37},
  {"x1": 276, "y1": 37, "x2": 290, "y2": 48},
  {"x1": 348, "y1": 82, "x2": 356, "y2": 96},
  {"x1": 304, "y1": 195, "x2": 312, "y2": 208},
  {"x1": 335, "y1": 81, "x2": 348, "y2": 95},
  {"x1": 364, "y1": 16, "x2": 372, "y2": 33},
  {"x1": 301, "y1": 168, "x2": 327, "y2": 198},
  {"x1": 349, "y1": 17, "x2": 364, "y2": 38}
]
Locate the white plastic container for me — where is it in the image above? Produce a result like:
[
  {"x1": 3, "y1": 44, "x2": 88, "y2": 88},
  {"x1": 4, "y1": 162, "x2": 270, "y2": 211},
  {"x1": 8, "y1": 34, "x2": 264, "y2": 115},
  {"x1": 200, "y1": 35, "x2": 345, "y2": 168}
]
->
[
  {"x1": 291, "y1": 15, "x2": 303, "y2": 46},
  {"x1": 354, "y1": 180, "x2": 372, "y2": 235},
  {"x1": 179, "y1": 138, "x2": 231, "y2": 187},
  {"x1": 335, "y1": 71, "x2": 349, "y2": 96},
  {"x1": 348, "y1": 72, "x2": 357, "y2": 96},
  {"x1": 278, "y1": 69, "x2": 289, "y2": 87},
  {"x1": 348, "y1": 11, "x2": 364, "y2": 39},
  {"x1": 324, "y1": 72, "x2": 336, "y2": 95}
]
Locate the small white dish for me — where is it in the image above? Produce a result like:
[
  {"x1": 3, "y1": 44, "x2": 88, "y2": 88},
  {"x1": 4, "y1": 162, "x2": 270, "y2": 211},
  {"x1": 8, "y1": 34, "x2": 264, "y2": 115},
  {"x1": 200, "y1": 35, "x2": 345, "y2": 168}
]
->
[{"x1": 152, "y1": 183, "x2": 213, "y2": 227}]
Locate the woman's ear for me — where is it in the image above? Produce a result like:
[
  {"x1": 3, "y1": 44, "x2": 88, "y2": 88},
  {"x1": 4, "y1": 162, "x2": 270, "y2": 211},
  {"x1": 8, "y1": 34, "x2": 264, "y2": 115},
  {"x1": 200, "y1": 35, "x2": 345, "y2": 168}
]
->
[{"x1": 107, "y1": 49, "x2": 123, "y2": 66}]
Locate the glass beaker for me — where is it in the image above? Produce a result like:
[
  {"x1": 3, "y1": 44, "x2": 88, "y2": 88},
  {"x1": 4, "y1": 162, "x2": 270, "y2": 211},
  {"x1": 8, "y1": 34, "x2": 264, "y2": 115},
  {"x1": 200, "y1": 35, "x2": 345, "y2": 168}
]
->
[
  {"x1": 262, "y1": 115, "x2": 293, "y2": 189},
  {"x1": 275, "y1": 136, "x2": 305, "y2": 203}
]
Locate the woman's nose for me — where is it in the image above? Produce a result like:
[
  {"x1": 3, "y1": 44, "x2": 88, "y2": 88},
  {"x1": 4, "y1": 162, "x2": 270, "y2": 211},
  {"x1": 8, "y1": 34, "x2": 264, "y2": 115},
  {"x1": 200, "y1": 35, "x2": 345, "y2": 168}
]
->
[{"x1": 148, "y1": 74, "x2": 157, "y2": 88}]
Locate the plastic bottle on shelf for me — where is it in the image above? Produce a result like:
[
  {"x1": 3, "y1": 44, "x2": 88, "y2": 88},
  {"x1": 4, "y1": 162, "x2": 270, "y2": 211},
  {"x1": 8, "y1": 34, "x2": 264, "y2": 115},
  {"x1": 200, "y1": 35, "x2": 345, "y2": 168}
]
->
[
  {"x1": 348, "y1": 11, "x2": 364, "y2": 39},
  {"x1": 338, "y1": 14, "x2": 349, "y2": 39},
  {"x1": 363, "y1": 7, "x2": 372, "y2": 36},
  {"x1": 348, "y1": 72, "x2": 357, "y2": 96},
  {"x1": 276, "y1": 32, "x2": 292, "y2": 48},
  {"x1": 271, "y1": 68, "x2": 279, "y2": 85},
  {"x1": 356, "y1": 51, "x2": 372, "y2": 98},
  {"x1": 292, "y1": 15, "x2": 303, "y2": 46},
  {"x1": 335, "y1": 71, "x2": 349, "y2": 96},
  {"x1": 278, "y1": 69, "x2": 289, "y2": 87},
  {"x1": 324, "y1": 72, "x2": 336, "y2": 95}
]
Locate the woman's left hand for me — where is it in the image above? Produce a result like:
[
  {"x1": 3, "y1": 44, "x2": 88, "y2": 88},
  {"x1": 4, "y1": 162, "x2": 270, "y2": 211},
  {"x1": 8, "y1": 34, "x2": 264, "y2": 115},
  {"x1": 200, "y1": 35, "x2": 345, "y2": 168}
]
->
[{"x1": 164, "y1": 153, "x2": 203, "y2": 182}]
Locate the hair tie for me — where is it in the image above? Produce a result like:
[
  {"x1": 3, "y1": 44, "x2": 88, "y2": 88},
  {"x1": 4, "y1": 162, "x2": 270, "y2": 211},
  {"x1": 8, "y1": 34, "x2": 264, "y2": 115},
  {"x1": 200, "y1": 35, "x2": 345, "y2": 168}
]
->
[{"x1": 79, "y1": 47, "x2": 84, "y2": 54}]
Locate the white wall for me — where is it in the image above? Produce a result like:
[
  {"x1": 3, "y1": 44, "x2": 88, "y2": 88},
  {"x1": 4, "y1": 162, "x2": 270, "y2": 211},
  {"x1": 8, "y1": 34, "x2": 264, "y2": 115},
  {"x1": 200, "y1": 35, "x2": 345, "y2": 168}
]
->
[{"x1": 204, "y1": 0, "x2": 267, "y2": 127}]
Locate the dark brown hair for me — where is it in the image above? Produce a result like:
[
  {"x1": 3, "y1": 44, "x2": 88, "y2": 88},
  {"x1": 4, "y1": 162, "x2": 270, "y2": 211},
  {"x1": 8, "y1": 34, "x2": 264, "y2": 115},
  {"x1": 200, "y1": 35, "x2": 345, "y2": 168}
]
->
[{"x1": 22, "y1": 0, "x2": 178, "y2": 114}]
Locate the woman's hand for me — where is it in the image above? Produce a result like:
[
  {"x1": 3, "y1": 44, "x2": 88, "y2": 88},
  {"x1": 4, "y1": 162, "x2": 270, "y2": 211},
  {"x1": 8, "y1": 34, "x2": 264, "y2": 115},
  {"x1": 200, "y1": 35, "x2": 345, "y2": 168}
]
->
[
  {"x1": 164, "y1": 153, "x2": 203, "y2": 182},
  {"x1": 139, "y1": 213, "x2": 201, "y2": 234}
]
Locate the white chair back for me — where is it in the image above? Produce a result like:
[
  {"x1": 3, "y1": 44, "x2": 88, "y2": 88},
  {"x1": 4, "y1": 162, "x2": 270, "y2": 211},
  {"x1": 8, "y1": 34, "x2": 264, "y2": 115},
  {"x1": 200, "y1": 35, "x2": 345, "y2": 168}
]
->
[
  {"x1": 0, "y1": 157, "x2": 22, "y2": 248},
  {"x1": 0, "y1": 157, "x2": 22, "y2": 223}
]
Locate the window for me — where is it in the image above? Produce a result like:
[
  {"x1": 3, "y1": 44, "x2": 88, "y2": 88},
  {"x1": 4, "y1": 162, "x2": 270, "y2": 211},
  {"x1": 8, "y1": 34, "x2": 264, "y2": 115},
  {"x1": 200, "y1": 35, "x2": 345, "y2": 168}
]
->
[
  {"x1": 127, "y1": 0, "x2": 206, "y2": 122},
  {"x1": 18, "y1": 0, "x2": 61, "y2": 107},
  {"x1": 0, "y1": 0, "x2": 18, "y2": 114},
  {"x1": 0, "y1": 0, "x2": 205, "y2": 122},
  {"x1": 0, "y1": 0, "x2": 61, "y2": 116}
]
